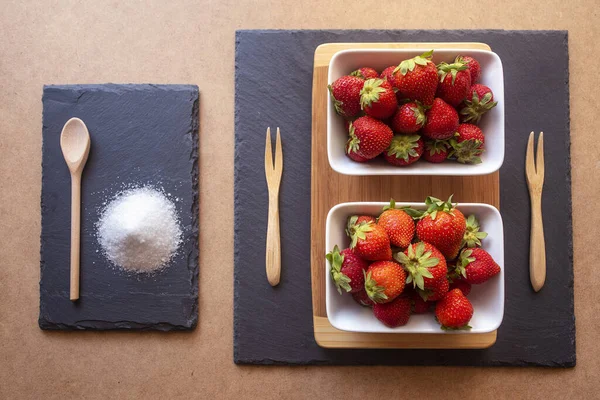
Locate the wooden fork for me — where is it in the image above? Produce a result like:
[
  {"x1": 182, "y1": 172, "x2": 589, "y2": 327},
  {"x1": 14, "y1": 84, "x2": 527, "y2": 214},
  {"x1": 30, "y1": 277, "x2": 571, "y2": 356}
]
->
[
  {"x1": 525, "y1": 131, "x2": 546, "y2": 292},
  {"x1": 264, "y1": 127, "x2": 283, "y2": 286}
]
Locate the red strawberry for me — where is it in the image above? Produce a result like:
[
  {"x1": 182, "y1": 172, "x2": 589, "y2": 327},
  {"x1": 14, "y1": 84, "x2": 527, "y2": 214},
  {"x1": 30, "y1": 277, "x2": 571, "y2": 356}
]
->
[
  {"x1": 455, "y1": 248, "x2": 501, "y2": 284},
  {"x1": 372, "y1": 294, "x2": 411, "y2": 327},
  {"x1": 449, "y1": 279, "x2": 472, "y2": 296},
  {"x1": 419, "y1": 275, "x2": 449, "y2": 302},
  {"x1": 346, "y1": 140, "x2": 369, "y2": 162},
  {"x1": 460, "y1": 84, "x2": 498, "y2": 124},
  {"x1": 407, "y1": 288, "x2": 431, "y2": 313},
  {"x1": 344, "y1": 120, "x2": 369, "y2": 162},
  {"x1": 347, "y1": 116, "x2": 393, "y2": 159},
  {"x1": 347, "y1": 217, "x2": 392, "y2": 261},
  {"x1": 326, "y1": 245, "x2": 369, "y2": 294},
  {"x1": 436, "y1": 61, "x2": 472, "y2": 107},
  {"x1": 462, "y1": 214, "x2": 488, "y2": 248},
  {"x1": 423, "y1": 139, "x2": 450, "y2": 163},
  {"x1": 377, "y1": 199, "x2": 415, "y2": 248},
  {"x1": 328, "y1": 75, "x2": 364, "y2": 118},
  {"x1": 435, "y1": 288, "x2": 473, "y2": 330},
  {"x1": 395, "y1": 241, "x2": 447, "y2": 291},
  {"x1": 346, "y1": 148, "x2": 369, "y2": 163},
  {"x1": 391, "y1": 102, "x2": 426, "y2": 134},
  {"x1": 352, "y1": 289, "x2": 375, "y2": 307},
  {"x1": 421, "y1": 98, "x2": 459, "y2": 140},
  {"x1": 346, "y1": 215, "x2": 377, "y2": 238},
  {"x1": 415, "y1": 196, "x2": 467, "y2": 260},
  {"x1": 351, "y1": 67, "x2": 379, "y2": 80},
  {"x1": 383, "y1": 135, "x2": 424, "y2": 166},
  {"x1": 380, "y1": 66, "x2": 397, "y2": 86},
  {"x1": 392, "y1": 50, "x2": 438, "y2": 106},
  {"x1": 449, "y1": 123, "x2": 484, "y2": 164},
  {"x1": 355, "y1": 215, "x2": 376, "y2": 225},
  {"x1": 360, "y1": 78, "x2": 397, "y2": 119},
  {"x1": 456, "y1": 55, "x2": 481, "y2": 83},
  {"x1": 364, "y1": 260, "x2": 407, "y2": 303}
]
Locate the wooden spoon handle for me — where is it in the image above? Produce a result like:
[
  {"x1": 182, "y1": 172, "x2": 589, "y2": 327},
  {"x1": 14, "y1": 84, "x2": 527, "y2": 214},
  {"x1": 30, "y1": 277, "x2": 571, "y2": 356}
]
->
[
  {"x1": 265, "y1": 192, "x2": 281, "y2": 286},
  {"x1": 529, "y1": 194, "x2": 546, "y2": 292},
  {"x1": 70, "y1": 173, "x2": 81, "y2": 301}
]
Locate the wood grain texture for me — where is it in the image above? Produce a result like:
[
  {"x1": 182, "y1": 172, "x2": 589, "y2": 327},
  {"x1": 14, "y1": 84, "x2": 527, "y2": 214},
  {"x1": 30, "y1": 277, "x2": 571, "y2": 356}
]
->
[
  {"x1": 69, "y1": 174, "x2": 81, "y2": 300},
  {"x1": 313, "y1": 316, "x2": 497, "y2": 348},
  {"x1": 311, "y1": 42, "x2": 499, "y2": 348},
  {"x1": 59, "y1": 117, "x2": 91, "y2": 301},
  {"x1": 526, "y1": 132, "x2": 546, "y2": 291},
  {"x1": 264, "y1": 127, "x2": 283, "y2": 286}
]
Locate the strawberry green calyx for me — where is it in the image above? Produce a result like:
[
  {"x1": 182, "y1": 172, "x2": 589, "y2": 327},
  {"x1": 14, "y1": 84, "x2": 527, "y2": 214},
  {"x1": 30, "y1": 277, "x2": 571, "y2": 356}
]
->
[
  {"x1": 359, "y1": 79, "x2": 387, "y2": 109},
  {"x1": 422, "y1": 195, "x2": 457, "y2": 220},
  {"x1": 437, "y1": 61, "x2": 469, "y2": 85},
  {"x1": 364, "y1": 270, "x2": 388, "y2": 303},
  {"x1": 382, "y1": 198, "x2": 397, "y2": 211},
  {"x1": 347, "y1": 217, "x2": 374, "y2": 248},
  {"x1": 425, "y1": 139, "x2": 449, "y2": 156},
  {"x1": 402, "y1": 207, "x2": 426, "y2": 219},
  {"x1": 346, "y1": 122, "x2": 360, "y2": 154},
  {"x1": 386, "y1": 135, "x2": 421, "y2": 162},
  {"x1": 460, "y1": 91, "x2": 498, "y2": 124},
  {"x1": 385, "y1": 198, "x2": 425, "y2": 219},
  {"x1": 455, "y1": 248, "x2": 476, "y2": 279},
  {"x1": 393, "y1": 50, "x2": 434, "y2": 76},
  {"x1": 345, "y1": 215, "x2": 359, "y2": 238},
  {"x1": 350, "y1": 69, "x2": 365, "y2": 79},
  {"x1": 411, "y1": 103, "x2": 427, "y2": 127},
  {"x1": 449, "y1": 138, "x2": 483, "y2": 164},
  {"x1": 462, "y1": 214, "x2": 488, "y2": 248},
  {"x1": 437, "y1": 61, "x2": 469, "y2": 84},
  {"x1": 328, "y1": 85, "x2": 345, "y2": 116},
  {"x1": 326, "y1": 245, "x2": 352, "y2": 294},
  {"x1": 440, "y1": 322, "x2": 472, "y2": 331},
  {"x1": 394, "y1": 242, "x2": 439, "y2": 290}
]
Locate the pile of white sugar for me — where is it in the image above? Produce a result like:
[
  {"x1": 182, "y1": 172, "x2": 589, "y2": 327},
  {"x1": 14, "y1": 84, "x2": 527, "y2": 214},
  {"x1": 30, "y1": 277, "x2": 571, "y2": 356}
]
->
[{"x1": 97, "y1": 186, "x2": 182, "y2": 273}]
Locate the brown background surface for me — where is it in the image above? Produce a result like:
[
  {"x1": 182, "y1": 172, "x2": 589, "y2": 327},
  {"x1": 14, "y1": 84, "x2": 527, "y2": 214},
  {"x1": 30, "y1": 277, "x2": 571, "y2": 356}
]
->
[{"x1": 0, "y1": 1, "x2": 598, "y2": 398}]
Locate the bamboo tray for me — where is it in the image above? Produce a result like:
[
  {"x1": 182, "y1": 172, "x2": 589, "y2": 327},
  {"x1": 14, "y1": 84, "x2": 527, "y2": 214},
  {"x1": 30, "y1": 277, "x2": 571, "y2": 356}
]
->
[{"x1": 310, "y1": 42, "x2": 499, "y2": 349}]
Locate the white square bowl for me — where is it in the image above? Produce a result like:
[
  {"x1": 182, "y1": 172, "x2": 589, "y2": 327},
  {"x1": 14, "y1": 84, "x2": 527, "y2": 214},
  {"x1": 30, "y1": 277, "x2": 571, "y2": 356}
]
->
[
  {"x1": 327, "y1": 48, "x2": 505, "y2": 176},
  {"x1": 325, "y1": 202, "x2": 504, "y2": 334}
]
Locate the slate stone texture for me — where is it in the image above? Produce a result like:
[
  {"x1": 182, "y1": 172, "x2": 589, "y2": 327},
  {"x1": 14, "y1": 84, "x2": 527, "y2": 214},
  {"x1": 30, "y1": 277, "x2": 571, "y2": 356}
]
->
[{"x1": 39, "y1": 84, "x2": 199, "y2": 331}]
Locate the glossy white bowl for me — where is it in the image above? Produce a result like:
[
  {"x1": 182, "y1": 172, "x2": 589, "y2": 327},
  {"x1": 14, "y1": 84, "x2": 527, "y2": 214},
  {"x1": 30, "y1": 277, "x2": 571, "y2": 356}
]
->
[
  {"x1": 327, "y1": 48, "x2": 505, "y2": 176},
  {"x1": 325, "y1": 202, "x2": 504, "y2": 334}
]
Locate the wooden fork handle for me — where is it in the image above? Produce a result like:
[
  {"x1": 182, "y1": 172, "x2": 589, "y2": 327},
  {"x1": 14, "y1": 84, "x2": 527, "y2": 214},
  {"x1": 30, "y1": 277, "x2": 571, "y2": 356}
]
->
[
  {"x1": 265, "y1": 192, "x2": 281, "y2": 286},
  {"x1": 529, "y1": 193, "x2": 546, "y2": 292}
]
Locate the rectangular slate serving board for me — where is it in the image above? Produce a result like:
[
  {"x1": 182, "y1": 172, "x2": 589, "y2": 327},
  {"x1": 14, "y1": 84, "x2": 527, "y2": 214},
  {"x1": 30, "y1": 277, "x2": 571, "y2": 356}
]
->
[
  {"x1": 233, "y1": 30, "x2": 574, "y2": 366},
  {"x1": 40, "y1": 84, "x2": 199, "y2": 331}
]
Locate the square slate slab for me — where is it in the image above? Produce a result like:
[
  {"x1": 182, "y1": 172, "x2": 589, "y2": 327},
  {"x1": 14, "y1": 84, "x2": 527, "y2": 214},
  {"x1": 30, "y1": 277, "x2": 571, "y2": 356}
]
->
[
  {"x1": 39, "y1": 84, "x2": 199, "y2": 331},
  {"x1": 234, "y1": 30, "x2": 575, "y2": 366}
]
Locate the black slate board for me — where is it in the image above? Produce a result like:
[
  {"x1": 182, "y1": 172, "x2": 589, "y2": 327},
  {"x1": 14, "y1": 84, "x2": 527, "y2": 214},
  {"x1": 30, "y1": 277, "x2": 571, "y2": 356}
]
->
[
  {"x1": 234, "y1": 30, "x2": 575, "y2": 366},
  {"x1": 40, "y1": 84, "x2": 199, "y2": 331}
]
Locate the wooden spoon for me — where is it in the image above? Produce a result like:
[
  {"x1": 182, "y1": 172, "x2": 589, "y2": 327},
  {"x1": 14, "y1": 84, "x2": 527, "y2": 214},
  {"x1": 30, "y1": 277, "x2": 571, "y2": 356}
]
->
[{"x1": 60, "y1": 118, "x2": 91, "y2": 301}]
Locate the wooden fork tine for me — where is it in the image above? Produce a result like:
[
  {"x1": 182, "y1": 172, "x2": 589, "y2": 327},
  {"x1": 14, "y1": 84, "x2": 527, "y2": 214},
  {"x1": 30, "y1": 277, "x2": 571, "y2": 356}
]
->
[
  {"x1": 536, "y1": 132, "x2": 544, "y2": 183},
  {"x1": 274, "y1": 127, "x2": 283, "y2": 181},
  {"x1": 265, "y1": 127, "x2": 273, "y2": 178},
  {"x1": 525, "y1": 131, "x2": 536, "y2": 182}
]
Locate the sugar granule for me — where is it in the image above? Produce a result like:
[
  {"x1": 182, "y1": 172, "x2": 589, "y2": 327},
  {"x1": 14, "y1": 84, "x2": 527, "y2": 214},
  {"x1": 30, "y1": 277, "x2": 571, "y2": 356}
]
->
[{"x1": 97, "y1": 186, "x2": 182, "y2": 273}]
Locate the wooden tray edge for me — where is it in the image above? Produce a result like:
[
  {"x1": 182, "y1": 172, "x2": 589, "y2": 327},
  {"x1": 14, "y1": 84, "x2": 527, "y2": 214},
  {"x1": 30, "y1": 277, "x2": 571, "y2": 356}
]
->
[{"x1": 314, "y1": 317, "x2": 497, "y2": 349}]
